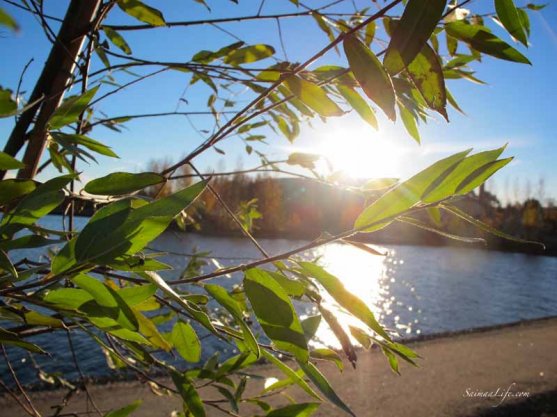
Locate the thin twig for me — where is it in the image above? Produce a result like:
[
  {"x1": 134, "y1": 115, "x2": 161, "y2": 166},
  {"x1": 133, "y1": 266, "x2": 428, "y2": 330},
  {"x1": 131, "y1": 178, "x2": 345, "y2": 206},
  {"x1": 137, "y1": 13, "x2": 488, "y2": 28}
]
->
[
  {"x1": 189, "y1": 163, "x2": 270, "y2": 258},
  {"x1": 2, "y1": 345, "x2": 41, "y2": 417},
  {"x1": 66, "y1": 330, "x2": 102, "y2": 416}
]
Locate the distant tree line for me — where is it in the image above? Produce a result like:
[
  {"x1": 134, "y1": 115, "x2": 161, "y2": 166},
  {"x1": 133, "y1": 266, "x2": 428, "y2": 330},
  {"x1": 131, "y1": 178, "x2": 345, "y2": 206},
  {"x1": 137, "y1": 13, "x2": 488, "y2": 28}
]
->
[{"x1": 144, "y1": 158, "x2": 557, "y2": 254}]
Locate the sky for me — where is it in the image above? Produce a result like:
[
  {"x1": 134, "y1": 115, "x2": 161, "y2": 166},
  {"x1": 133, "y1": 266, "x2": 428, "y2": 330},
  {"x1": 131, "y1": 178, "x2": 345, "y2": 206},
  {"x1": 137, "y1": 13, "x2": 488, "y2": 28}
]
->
[{"x1": 1, "y1": 0, "x2": 556, "y2": 205}]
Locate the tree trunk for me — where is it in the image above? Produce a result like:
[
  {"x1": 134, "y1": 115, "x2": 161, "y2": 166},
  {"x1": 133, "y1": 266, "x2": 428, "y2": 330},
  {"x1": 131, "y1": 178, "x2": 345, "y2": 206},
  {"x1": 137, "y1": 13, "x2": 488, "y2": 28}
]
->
[{"x1": 1, "y1": 0, "x2": 102, "y2": 180}]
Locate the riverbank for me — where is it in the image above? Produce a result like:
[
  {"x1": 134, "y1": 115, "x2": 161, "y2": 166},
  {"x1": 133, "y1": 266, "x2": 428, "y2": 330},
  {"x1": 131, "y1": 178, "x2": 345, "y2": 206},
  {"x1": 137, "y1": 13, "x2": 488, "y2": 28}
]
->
[{"x1": 2, "y1": 317, "x2": 556, "y2": 416}]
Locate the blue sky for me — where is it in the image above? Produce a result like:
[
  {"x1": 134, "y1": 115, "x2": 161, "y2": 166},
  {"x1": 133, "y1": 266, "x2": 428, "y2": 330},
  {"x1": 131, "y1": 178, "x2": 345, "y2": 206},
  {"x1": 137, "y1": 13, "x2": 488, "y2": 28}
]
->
[{"x1": 1, "y1": 0, "x2": 556, "y2": 204}]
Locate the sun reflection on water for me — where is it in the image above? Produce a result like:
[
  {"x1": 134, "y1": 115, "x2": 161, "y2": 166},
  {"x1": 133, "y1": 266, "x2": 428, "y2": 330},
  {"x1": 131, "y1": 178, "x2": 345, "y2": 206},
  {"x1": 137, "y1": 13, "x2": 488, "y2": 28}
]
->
[{"x1": 301, "y1": 242, "x2": 418, "y2": 348}]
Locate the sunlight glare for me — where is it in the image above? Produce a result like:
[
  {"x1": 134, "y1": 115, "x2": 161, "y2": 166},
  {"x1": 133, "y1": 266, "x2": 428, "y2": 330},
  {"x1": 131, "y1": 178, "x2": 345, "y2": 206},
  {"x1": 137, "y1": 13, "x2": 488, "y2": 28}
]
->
[
  {"x1": 312, "y1": 126, "x2": 406, "y2": 179},
  {"x1": 302, "y1": 242, "x2": 392, "y2": 349}
]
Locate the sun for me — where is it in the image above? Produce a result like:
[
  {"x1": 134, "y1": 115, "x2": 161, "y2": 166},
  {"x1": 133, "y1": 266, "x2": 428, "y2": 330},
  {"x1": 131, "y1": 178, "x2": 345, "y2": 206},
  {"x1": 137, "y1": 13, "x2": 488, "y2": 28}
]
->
[{"x1": 310, "y1": 125, "x2": 406, "y2": 180}]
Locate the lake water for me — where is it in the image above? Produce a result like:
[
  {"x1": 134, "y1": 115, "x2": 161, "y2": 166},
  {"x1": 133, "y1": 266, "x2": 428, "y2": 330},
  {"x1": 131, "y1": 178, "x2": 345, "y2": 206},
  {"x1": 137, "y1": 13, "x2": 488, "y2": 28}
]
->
[{"x1": 4, "y1": 216, "x2": 557, "y2": 385}]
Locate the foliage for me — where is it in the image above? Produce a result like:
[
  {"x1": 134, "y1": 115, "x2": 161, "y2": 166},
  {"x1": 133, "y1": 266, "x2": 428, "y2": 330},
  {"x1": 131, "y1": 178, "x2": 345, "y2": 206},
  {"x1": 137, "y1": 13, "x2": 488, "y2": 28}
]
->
[{"x1": 0, "y1": 1, "x2": 546, "y2": 416}]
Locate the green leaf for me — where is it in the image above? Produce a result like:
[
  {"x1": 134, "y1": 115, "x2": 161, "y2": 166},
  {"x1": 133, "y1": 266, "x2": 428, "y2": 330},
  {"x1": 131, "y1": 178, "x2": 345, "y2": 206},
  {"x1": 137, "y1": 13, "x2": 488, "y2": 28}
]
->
[
  {"x1": 337, "y1": 85, "x2": 378, "y2": 129},
  {"x1": 382, "y1": 347, "x2": 400, "y2": 374},
  {"x1": 495, "y1": 0, "x2": 528, "y2": 46},
  {"x1": 51, "y1": 133, "x2": 118, "y2": 158},
  {"x1": 526, "y1": 3, "x2": 547, "y2": 11},
  {"x1": 406, "y1": 43, "x2": 447, "y2": 119},
  {"x1": 171, "y1": 320, "x2": 201, "y2": 362},
  {"x1": 311, "y1": 348, "x2": 344, "y2": 371},
  {"x1": 0, "y1": 7, "x2": 18, "y2": 31},
  {"x1": 349, "y1": 325, "x2": 372, "y2": 349},
  {"x1": 399, "y1": 104, "x2": 420, "y2": 144},
  {"x1": 0, "y1": 234, "x2": 61, "y2": 252},
  {"x1": 445, "y1": 21, "x2": 530, "y2": 64},
  {"x1": 142, "y1": 271, "x2": 218, "y2": 336},
  {"x1": 456, "y1": 158, "x2": 512, "y2": 195},
  {"x1": 0, "y1": 175, "x2": 74, "y2": 234},
  {"x1": 343, "y1": 34, "x2": 396, "y2": 120},
  {"x1": 0, "y1": 87, "x2": 17, "y2": 117},
  {"x1": 49, "y1": 86, "x2": 99, "y2": 129},
  {"x1": 261, "y1": 350, "x2": 320, "y2": 400},
  {"x1": 298, "y1": 361, "x2": 355, "y2": 417},
  {"x1": 74, "y1": 180, "x2": 206, "y2": 263},
  {"x1": 441, "y1": 204, "x2": 545, "y2": 248},
  {"x1": 205, "y1": 284, "x2": 260, "y2": 357},
  {"x1": 0, "y1": 152, "x2": 25, "y2": 170},
  {"x1": 517, "y1": 9, "x2": 531, "y2": 37},
  {"x1": 286, "y1": 152, "x2": 320, "y2": 169},
  {"x1": 85, "y1": 172, "x2": 163, "y2": 195},
  {"x1": 266, "y1": 403, "x2": 320, "y2": 417},
  {"x1": 298, "y1": 262, "x2": 390, "y2": 341},
  {"x1": 108, "y1": 256, "x2": 171, "y2": 272},
  {"x1": 72, "y1": 274, "x2": 139, "y2": 331},
  {"x1": 43, "y1": 287, "x2": 93, "y2": 311},
  {"x1": 117, "y1": 0, "x2": 165, "y2": 26},
  {"x1": 312, "y1": 12, "x2": 335, "y2": 43},
  {"x1": 319, "y1": 306, "x2": 357, "y2": 367},
  {"x1": 284, "y1": 76, "x2": 343, "y2": 117},
  {"x1": 0, "y1": 179, "x2": 36, "y2": 206},
  {"x1": 422, "y1": 146, "x2": 507, "y2": 203},
  {"x1": 301, "y1": 315, "x2": 321, "y2": 341},
  {"x1": 267, "y1": 271, "x2": 305, "y2": 297},
  {"x1": 0, "y1": 327, "x2": 45, "y2": 353},
  {"x1": 0, "y1": 249, "x2": 17, "y2": 278},
  {"x1": 224, "y1": 44, "x2": 275, "y2": 66},
  {"x1": 104, "y1": 400, "x2": 142, "y2": 417},
  {"x1": 384, "y1": 0, "x2": 447, "y2": 74},
  {"x1": 244, "y1": 268, "x2": 308, "y2": 362},
  {"x1": 365, "y1": 21, "x2": 376, "y2": 46},
  {"x1": 117, "y1": 284, "x2": 157, "y2": 306},
  {"x1": 103, "y1": 26, "x2": 132, "y2": 55},
  {"x1": 354, "y1": 149, "x2": 471, "y2": 232},
  {"x1": 171, "y1": 370, "x2": 206, "y2": 417}
]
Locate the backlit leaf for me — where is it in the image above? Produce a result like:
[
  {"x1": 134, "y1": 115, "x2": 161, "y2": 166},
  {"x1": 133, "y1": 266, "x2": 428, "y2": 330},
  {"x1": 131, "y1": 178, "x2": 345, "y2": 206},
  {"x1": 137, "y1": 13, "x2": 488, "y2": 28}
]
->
[
  {"x1": 0, "y1": 7, "x2": 18, "y2": 31},
  {"x1": 298, "y1": 361, "x2": 355, "y2": 417},
  {"x1": 117, "y1": 0, "x2": 165, "y2": 26},
  {"x1": 244, "y1": 268, "x2": 308, "y2": 362},
  {"x1": 422, "y1": 146, "x2": 506, "y2": 202},
  {"x1": 49, "y1": 86, "x2": 99, "y2": 129},
  {"x1": 406, "y1": 43, "x2": 447, "y2": 119},
  {"x1": 284, "y1": 76, "x2": 343, "y2": 117},
  {"x1": 384, "y1": 0, "x2": 447, "y2": 74},
  {"x1": 337, "y1": 85, "x2": 378, "y2": 129},
  {"x1": 495, "y1": 0, "x2": 528, "y2": 46},
  {"x1": 84, "y1": 172, "x2": 163, "y2": 195},
  {"x1": 343, "y1": 34, "x2": 396, "y2": 120},
  {"x1": 171, "y1": 320, "x2": 201, "y2": 362},
  {"x1": 205, "y1": 284, "x2": 260, "y2": 356},
  {"x1": 445, "y1": 21, "x2": 530, "y2": 64},
  {"x1": 224, "y1": 45, "x2": 275, "y2": 66},
  {"x1": 103, "y1": 26, "x2": 132, "y2": 54},
  {"x1": 354, "y1": 149, "x2": 471, "y2": 232},
  {"x1": 261, "y1": 350, "x2": 320, "y2": 400},
  {"x1": 399, "y1": 104, "x2": 420, "y2": 144},
  {"x1": 298, "y1": 262, "x2": 390, "y2": 341}
]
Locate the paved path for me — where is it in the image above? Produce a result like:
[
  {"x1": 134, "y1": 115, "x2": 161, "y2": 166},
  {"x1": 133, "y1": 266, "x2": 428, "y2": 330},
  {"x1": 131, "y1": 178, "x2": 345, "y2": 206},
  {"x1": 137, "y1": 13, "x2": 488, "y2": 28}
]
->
[{"x1": 2, "y1": 318, "x2": 556, "y2": 416}]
